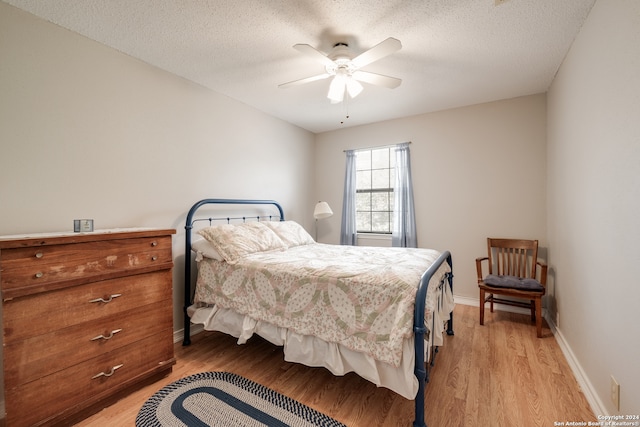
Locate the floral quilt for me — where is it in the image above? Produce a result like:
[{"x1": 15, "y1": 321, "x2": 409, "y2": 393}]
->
[{"x1": 194, "y1": 243, "x2": 450, "y2": 367}]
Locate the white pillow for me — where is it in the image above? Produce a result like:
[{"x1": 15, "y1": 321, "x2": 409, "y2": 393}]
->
[
  {"x1": 198, "y1": 222, "x2": 286, "y2": 264},
  {"x1": 263, "y1": 220, "x2": 315, "y2": 247},
  {"x1": 191, "y1": 237, "x2": 223, "y2": 261}
]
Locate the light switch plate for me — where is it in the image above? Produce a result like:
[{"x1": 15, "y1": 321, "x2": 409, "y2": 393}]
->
[{"x1": 74, "y1": 219, "x2": 94, "y2": 232}]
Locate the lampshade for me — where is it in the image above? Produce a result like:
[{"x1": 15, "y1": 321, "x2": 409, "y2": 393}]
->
[
  {"x1": 346, "y1": 77, "x2": 363, "y2": 98},
  {"x1": 327, "y1": 71, "x2": 363, "y2": 104},
  {"x1": 314, "y1": 201, "x2": 333, "y2": 219},
  {"x1": 327, "y1": 75, "x2": 346, "y2": 103}
]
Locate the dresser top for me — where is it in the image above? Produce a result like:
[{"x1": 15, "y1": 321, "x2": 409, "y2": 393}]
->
[{"x1": 0, "y1": 228, "x2": 176, "y2": 249}]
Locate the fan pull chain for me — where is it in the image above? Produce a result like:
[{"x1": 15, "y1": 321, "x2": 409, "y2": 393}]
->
[{"x1": 340, "y1": 97, "x2": 351, "y2": 124}]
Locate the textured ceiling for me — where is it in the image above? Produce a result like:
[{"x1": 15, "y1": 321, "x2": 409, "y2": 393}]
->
[{"x1": 4, "y1": 0, "x2": 596, "y2": 133}]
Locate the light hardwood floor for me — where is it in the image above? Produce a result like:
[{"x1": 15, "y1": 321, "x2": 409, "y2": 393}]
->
[{"x1": 75, "y1": 304, "x2": 595, "y2": 426}]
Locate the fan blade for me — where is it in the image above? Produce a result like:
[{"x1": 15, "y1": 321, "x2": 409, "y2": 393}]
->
[
  {"x1": 293, "y1": 44, "x2": 336, "y2": 67},
  {"x1": 352, "y1": 71, "x2": 402, "y2": 89},
  {"x1": 279, "y1": 73, "x2": 331, "y2": 88},
  {"x1": 351, "y1": 37, "x2": 402, "y2": 68}
]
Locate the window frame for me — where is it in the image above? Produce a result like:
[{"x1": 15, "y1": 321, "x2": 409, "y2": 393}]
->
[{"x1": 354, "y1": 146, "x2": 395, "y2": 234}]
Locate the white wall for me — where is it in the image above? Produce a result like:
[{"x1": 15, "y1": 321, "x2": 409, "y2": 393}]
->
[
  {"x1": 0, "y1": 3, "x2": 316, "y2": 333},
  {"x1": 315, "y1": 94, "x2": 548, "y2": 301},
  {"x1": 547, "y1": 0, "x2": 640, "y2": 416}
]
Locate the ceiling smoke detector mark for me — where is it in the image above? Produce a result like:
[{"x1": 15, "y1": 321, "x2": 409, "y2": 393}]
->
[{"x1": 495, "y1": 0, "x2": 510, "y2": 5}]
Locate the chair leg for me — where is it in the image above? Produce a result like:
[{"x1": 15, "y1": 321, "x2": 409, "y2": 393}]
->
[
  {"x1": 535, "y1": 297, "x2": 542, "y2": 338},
  {"x1": 530, "y1": 300, "x2": 536, "y2": 322},
  {"x1": 489, "y1": 292, "x2": 494, "y2": 312},
  {"x1": 479, "y1": 288, "x2": 485, "y2": 325}
]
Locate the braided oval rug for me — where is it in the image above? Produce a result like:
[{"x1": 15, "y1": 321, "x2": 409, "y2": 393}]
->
[{"x1": 136, "y1": 372, "x2": 346, "y2": 427}]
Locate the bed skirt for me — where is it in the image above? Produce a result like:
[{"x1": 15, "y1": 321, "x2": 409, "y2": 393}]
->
[{"x1": 188, "y1": 282, "x2": 453, "y2": 401}]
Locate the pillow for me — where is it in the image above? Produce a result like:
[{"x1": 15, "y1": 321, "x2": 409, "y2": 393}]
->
[
  {"x1": 263, "y1": 220, "x2": 315, "y2": 247},
  {"x1": 191, "y1": 237, "x2": 223, "y2": 261},
  {"x1": 197, "y1": 222, "x2": 286, "y2": 264}
]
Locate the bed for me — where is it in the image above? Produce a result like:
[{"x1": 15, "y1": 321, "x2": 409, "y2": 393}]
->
[{"x1": 182, "y1": 199, "x2": 454, "y2": 427}]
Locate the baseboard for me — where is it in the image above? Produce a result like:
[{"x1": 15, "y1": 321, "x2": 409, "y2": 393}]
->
[
  {"x1": 545, "y1": 316, "x2": 607, "y2": 417},
  {"x1": 173, "y1": 324, "x2": 204, "y2": 344},
  {"x1": 454, "y1": 294, "x2": 603, "y2": 417}
]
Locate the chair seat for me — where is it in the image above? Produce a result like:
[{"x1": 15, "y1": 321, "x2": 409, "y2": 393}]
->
[{"x1": 483, "y1": 274, "x2": 544, "y2": 292}]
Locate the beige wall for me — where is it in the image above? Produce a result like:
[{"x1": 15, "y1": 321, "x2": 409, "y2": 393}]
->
[
  {"x1": 315, "y1": 94, "x2": 548, "y2": 301},
  {"x1": 547, "y1": 0, "x2": 640, "y2": 416},
  {"x1": 0, "y1": 3, "x2": 316, "y2": 333}
]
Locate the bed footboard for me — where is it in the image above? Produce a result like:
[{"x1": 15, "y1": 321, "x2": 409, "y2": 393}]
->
[{"x1": 413, "y1": 251, "x2": 453, "y2": 427}]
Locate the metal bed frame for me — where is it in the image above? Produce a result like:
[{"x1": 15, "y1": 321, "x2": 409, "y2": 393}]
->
[{"x1": 182, "y1": 198, "x2": 453, "y2": 427}]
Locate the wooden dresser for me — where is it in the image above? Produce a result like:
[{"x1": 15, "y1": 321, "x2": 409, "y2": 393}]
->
[{"x1": 0, "y1": 228, "x2": 176, "y2": 426}]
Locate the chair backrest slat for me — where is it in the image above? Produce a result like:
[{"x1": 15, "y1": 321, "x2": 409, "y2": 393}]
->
[{"x1": 487, "y1": 238, "x2": 538, "y2": 279}]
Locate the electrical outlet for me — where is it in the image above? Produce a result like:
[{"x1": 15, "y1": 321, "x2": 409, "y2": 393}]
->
[
  {"x1": 611, "y1": 375, "x2": 620, "y2": 410},
  {"x1": 74, "y1": 219, "x2": 94, "y2": 233}
]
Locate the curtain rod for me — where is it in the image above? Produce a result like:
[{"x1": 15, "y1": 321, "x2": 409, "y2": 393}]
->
[{"x1": 343, "y1": 141, "x2": 411, "y2": 152}]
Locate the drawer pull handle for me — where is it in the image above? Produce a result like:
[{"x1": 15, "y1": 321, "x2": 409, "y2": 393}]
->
[
  {"x1": 35, "y1": 252, "x2": 44, "y2": 259},
  {"x1": 34, "y1": 272, "x2": 44, "y2": 278},
  {"x1": 91, "y1": 364, "x2": 123, "y2": 379},
  {"x1": 91, "y1": 328, "x2": 123, "y2": 341},
  {"x1": 151, "y1": 256, "x2": 158, "y2": 261},
  {"x1": 89, "y1": 294, "x2": 122, "y2": 304},
  {"x1": 151, "y1": 241, "x2": 158, "y2": 247}
]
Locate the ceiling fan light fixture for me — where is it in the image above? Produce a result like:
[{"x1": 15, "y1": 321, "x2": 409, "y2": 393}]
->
[
  {"x1": 328, "y1": 67, "x2": 362, "y2": 103},
  {"x1": 327, "y1": 74, "x2": 346, "y2": 103},
  {"x1": 346, "y1": 78, "x2": 363, "y2": 98}
]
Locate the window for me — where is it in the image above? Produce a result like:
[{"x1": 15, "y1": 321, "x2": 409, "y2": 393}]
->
[{"x1": 355, "y1": 147, "x2": 395, "y2": 233}]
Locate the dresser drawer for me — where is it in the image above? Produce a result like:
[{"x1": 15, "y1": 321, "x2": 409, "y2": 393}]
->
[
  {"x1": 4, "y1": 301, "x2": 172, "y2": 387},
  {"x1": 4, "y1": 332, "x2": 175, "y2": 427},
  {"x1": 3, "y1": 269, "x2": 172, "y2": 343},
  {"x1": 0, "y1": 236, "x2": 172, "y2": 295}
]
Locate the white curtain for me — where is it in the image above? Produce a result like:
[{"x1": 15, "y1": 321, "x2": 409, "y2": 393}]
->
[
  {"x1": 340, "y1": 150, "x2": 357, "y2": 245},
  {"x1": 392, "y1": 143, "x2": 417, "y2": 247}
]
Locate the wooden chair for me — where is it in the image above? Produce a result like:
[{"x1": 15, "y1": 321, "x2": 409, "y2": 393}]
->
[{"x1": 477, "y1": 238, "x2": 548, "y2": 337}]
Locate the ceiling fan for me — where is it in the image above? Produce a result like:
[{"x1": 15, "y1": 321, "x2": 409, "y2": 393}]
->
[{"x1": 279, "y1": 37, "x2": 402, "y2": 104}]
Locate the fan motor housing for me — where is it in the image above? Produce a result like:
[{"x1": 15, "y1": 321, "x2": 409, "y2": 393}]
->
[
  {"x1": 329, "y1": 43, "x2": 353, "y2": 61},
  {"x1": 327, "y1": 43, "x2": 355, "y2": 75}
]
